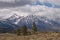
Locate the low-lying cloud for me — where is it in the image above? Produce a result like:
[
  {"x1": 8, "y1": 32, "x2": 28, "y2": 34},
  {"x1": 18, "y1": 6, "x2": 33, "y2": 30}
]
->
[
  {"x1": 0, "y1": 5, "x2": 60, "y2": 19},
  {"x1": 0, "y1": 0, "x2": 60, "y2": 22}
]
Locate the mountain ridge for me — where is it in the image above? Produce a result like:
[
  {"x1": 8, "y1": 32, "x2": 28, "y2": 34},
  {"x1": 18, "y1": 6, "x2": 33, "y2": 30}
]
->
[{"x1": 1, "y1": 14, "x2": 59, "y2": 32}]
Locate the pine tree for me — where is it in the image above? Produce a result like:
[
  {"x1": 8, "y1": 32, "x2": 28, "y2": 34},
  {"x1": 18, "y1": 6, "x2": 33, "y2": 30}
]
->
[
  {"x1": 21, "y1": 25, "x2": 28, "y2": 35},
  {"x1": 32, "y1": 22, "x2": 37, "y2": 33},
  {"x1": 16, "y1": 29, "x2": 21, "y2": 36}
]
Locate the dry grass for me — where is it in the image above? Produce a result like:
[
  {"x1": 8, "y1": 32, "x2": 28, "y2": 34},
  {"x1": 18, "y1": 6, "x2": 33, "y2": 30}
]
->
[{"x1": 0, "y1": 32, "x2": 60, "y2": 40}]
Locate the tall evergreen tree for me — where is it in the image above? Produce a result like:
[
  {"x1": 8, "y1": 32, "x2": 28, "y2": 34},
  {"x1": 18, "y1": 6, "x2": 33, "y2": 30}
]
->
[
  {"x1": 32, "y1": 22, "x2": 37, "y2": 33},
  {"x1": 16, "y1": 29, "x2": 21, "y2": 36},
  {"x1": 21, "y1": 25, "x2": 28, "y2": 35}
]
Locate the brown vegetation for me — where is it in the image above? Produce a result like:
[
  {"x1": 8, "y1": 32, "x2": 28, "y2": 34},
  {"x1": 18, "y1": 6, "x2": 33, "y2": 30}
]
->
[{"x1": 0, "y1": 32, "x2": 60, "y2": 40}]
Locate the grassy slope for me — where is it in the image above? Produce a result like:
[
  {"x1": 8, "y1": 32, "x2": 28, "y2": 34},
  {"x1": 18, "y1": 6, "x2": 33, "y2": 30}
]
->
[{"x1": 0, "y1": 32, "x2": 60, "y2": 40}]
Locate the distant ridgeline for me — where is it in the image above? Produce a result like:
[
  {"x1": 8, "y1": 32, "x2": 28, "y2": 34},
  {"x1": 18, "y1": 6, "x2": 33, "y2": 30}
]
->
[
  {"x1": 0, "y1": 21, "x2": 14, "y2": 33},
  {"x1": 0, "y1": 27, "x2": 13, "y2": 33},
  {"x1": 0, "y1": 27, "x2": 9, "y2": 33}
]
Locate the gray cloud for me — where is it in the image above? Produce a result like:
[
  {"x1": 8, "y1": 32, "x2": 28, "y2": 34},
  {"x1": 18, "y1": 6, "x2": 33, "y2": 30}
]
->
[
  {"x1": 0, "y1": 0, "x2": 60, "y2": 8},
  {"x1": 0, "y1": 0, "x2": 32, "y2": 8}
]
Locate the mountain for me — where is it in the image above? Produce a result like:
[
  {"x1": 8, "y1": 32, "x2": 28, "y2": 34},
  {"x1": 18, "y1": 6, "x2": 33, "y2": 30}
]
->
[
  {"x1": 0, "y1": 5, "x2": 60, "y2": 32},
  {"x1": 4, "y1": 14, "x2": 60, "y2": 32},
  {"x1": 6, "y1": 14, "x2": 24, "y2": 24},
  {"x1": 0, "y1": 21, "x2": 14, "y2": 33}
]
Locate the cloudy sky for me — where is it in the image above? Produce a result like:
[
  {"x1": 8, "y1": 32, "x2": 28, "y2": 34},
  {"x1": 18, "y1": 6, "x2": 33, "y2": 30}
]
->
[
  {"x1": 0, "y1": 0, "x2": 60, "y2": 20},
  {"x1": 0, "y1": 0, "x2": 60, "y2": 8}
]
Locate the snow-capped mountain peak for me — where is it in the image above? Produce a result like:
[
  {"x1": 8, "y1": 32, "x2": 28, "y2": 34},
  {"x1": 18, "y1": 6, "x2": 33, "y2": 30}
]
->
[{"x1": 0, "y1": 12, "x2": 60, "y2": 32}]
